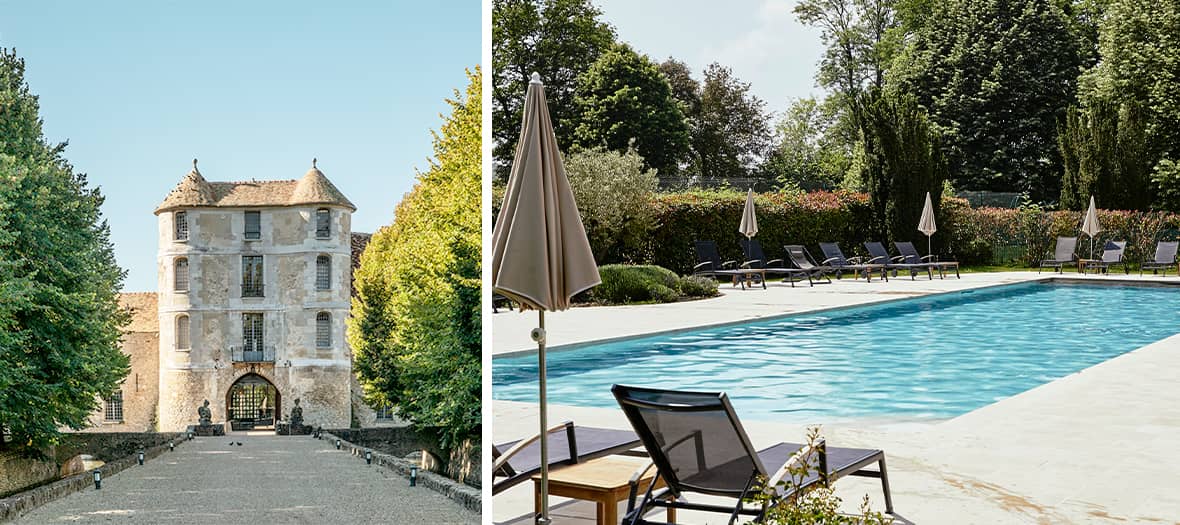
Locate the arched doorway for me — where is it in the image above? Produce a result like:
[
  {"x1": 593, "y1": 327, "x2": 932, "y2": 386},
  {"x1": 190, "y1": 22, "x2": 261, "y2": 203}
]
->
[{"x1": 226, "y1": 373, "x2": 280, "y2": 431}]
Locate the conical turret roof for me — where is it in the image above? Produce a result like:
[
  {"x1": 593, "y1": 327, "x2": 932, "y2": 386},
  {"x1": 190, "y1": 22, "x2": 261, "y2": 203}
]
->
[
  {"x1": 290, "y1": 158, "x2": 356, "y2": 210},
  {"x1": 155, "y1": 159, "x2": 215, "y2": 213}
]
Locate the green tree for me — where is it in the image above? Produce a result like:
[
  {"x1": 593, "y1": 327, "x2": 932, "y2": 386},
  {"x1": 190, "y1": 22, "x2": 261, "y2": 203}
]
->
[
  {"x1": 891, "y1": 0, "x2": 1081, "y2": 202},
  {"x1": 0, "y1": 48, "x2": 129, "y2": 452},
  {"x1": 573, "y1": 44, "x2": 690, "y2": 176},
  {"x1": 658, "y1": 58, "x2": 701, "y2": 120},
  {"x1": 861, "y1": 90, "x2": 949, "y2": 247},
  {"x1": 349, "y1": 68, "x2": 481, "y2": 450},
  {"x1": 492, "y1": 0, "x2": 616, "y2": 179},
  {"x1": 764, "y1": 97, "x2": 853, "y2": 190},
  {"x1": 691, "y1": 63, "x2": 772, "y2": 180},
  {"x1": 563, "y1": 146, "x2": 658, "y2": 263},
  {"x1": 1058, "y1": 100, "x2": 1153, "y2": 210}
]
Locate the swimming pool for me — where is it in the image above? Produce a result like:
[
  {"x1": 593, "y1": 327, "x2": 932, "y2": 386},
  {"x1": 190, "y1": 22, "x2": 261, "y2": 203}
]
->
[{"x1": 492, "y1": 281, "x2": 1180, "y2": 421}]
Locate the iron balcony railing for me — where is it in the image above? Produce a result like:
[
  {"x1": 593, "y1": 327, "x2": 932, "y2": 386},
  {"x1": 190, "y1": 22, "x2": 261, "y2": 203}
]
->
[{"x1": 229, "y1": 345, "x2": 275, "y2": 363}]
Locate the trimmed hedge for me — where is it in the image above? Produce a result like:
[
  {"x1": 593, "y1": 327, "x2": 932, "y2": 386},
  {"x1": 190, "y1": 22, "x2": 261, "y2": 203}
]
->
[
  {"x1": 637, "y1": 190, "x2": 874, "y2": 275},
  {"x1": 608, "y1": 190, "x2": 1180, "y2": 270}
]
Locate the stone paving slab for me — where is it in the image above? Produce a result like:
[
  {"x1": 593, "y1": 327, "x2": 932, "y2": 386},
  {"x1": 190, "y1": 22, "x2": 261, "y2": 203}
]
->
[{"x1": 15, "y1": 434, "x2": 479, "y2": 524}]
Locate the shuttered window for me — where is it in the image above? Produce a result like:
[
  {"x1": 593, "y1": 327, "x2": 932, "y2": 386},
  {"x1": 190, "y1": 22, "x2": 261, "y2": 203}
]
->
[
  {"x1": 176, "y1": 315, "x2": 190, "y2": 350},
  {"x1": 244, "y1": 211, "x2": 261, "y2": 240},
  {"x1": 174, "y1": 258, "x2": 189, "y2": 292},
  {"x1": 316, "y1": 208, "x2": 330, "y2": 238}
]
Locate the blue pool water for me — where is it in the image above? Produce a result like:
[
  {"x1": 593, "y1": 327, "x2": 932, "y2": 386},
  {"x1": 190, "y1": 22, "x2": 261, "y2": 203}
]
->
[{"x1": 492, "y1": 282, "x2": 1180, "y2": 421}]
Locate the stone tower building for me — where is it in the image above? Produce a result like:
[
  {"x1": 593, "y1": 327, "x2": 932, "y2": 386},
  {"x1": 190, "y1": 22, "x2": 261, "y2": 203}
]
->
[{"x1": 153, "y1": 159, "x2": 356, "y2": 431}]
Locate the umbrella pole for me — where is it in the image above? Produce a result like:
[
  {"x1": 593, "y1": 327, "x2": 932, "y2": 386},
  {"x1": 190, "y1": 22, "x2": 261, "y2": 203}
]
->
[
  {"x1": 927, "y1": 235, "x2": 932, "y2": 259},
  {"x1": 536, "y1": 310, "x2": 550, "y2": 525}
]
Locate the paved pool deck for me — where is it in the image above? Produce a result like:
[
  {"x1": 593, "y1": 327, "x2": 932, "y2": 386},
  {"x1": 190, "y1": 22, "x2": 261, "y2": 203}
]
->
[{"x1": 491, "y1": 271, "x2": 1180, "y2": 524}]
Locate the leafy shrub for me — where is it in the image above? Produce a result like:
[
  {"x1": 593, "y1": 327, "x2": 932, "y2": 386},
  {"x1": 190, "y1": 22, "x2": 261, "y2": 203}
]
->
[
  {"x1": 591, "y1": 264, "x2": 683, "y2": 304},
  {"x1": 565, "y1": 146, "x2": 658, "y2": 264},
  {"x1": 678, "y1": 275, "x2": 719, "y2": 297}
]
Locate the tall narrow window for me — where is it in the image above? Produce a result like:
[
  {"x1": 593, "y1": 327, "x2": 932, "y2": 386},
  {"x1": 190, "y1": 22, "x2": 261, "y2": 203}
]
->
[
  {"x1": 176, "y1": 315, "x2": 190, "y2": 350},
  {"x1": 244, "y1": 211, "x2": 261, "y2": 240},
  {"x1": 316, "y1": 255, "x2": 331, "y2": 290},
  {"x1": 174, "y1": 258, "x2": 189, "y2": 292},
  {"x1": 242, "y1": 313, "x2": 264, "y2": 352},
  {"x1": 316, "y1": 208, "x2": 331, "y2": 238},
  {"x1": 175, "y1": 211, "x2": 189, "y2": 241},
  {"x1": 316, "y1": 312, "x2": 331, "y2": 348},
  {"x1": 104, "y1": 391, "x2": 123, "y2": 422},
  {"x1": 242, "y1": 256, "x2": 264, "y2": 297}
]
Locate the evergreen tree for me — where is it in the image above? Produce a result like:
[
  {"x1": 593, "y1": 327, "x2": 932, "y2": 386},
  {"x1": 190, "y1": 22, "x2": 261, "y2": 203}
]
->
[
  {"x1": 861, "y1": 90, "x2": 949, "y2": 247},
  {"x1": 1058, "y1": 100, "x2": 1153, "y2": 210},
  {"x1": 573, "y1": 44, "x2": 690, "y2": 176},
  {"x1": 892, "y1": 0, "x2": 1081, "y2": 202},
  {"x1": 349, "y1": 68, "x2": 481, "y2": 449},
  {"x1": 0, "y1": 48, "x2": 129, "y2": 451}
]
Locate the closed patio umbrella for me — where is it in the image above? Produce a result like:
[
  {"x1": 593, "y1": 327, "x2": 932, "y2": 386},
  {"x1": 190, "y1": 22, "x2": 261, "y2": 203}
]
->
[
  {"x1": 739, "y1": 188, "x2": 758, "y2": 261},
  {"x1": 918, "y1": 191, "x2": 937, "y2": 257},
  {"x1": 491, "y1": 72, "x2": 601, "y2": 525},
  {"x1": 1082, "y1": 196, "x2": 1102, "y2": 259}
]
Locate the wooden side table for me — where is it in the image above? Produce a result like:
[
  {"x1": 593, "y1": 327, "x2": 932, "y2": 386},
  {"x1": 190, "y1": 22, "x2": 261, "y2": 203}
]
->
[{"x1": 533, "y1": 456, "x2": 673, "y2": 525}]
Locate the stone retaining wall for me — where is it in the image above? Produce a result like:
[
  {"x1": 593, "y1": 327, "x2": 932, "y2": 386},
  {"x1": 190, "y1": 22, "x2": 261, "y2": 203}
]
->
[
  {"x1": 0, "y1": 433, "x2": 190, "y2": 523},
  {"x1": 326, "y1": 426, "x2": 480, "y2": 487},
  {"x1": 321, "y1": 431, "x2": 480, "y2": 513}
]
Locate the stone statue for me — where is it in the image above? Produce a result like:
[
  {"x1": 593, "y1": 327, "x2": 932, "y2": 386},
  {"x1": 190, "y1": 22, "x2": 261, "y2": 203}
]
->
[
  {"x1": 289, "y1": 398, "x2": 303, "y2": 427},
  {"x1": 197, "y1": 399, "x2": 212, "y2": 426}
]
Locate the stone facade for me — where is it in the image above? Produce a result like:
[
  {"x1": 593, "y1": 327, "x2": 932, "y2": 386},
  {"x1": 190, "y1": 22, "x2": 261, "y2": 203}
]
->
[
  {"x1": 153, "y1": 160, "x2": 357, "y2": 431},
  {"x1": 78, "y1": 161, "x2": 379, "y2": 433},
  {"x1": 80, "y1": 293, "x2": 159, "y2": 432}
]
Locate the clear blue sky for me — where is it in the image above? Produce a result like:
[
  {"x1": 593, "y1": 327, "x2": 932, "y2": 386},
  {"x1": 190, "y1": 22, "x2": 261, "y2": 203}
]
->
[
  {"x1": 0, "y1": 1, "x2": 480, "y2": 291},
  {"x1": 594, "y1": 0, "x2": 826, "y2": 117}
]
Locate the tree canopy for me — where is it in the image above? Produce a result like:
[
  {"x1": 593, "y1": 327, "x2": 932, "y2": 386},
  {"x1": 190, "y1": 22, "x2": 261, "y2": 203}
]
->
[
  {"x1": 349, "y1": 68, "x2": 481, "y2": 450},
  {"x1": 0, "y1": 48, "x2": 129, "y2": 451},
  {"x1": 492, "y1": 0, "x2": 616, "y2": 179},
  {"x1": 573, "y1": 44, "x2": 690, "y2": 176}
]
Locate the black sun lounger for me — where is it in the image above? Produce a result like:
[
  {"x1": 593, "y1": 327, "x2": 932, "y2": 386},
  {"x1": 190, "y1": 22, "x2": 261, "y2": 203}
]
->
[
  {"x1": 1038, "y1": 236, "x2": 1078, "y2": 274},
  {"x1": 612, "y1": 385, "x2": 894, "y2": 525},
  {"x1": 895, "y1": 241, "x2": 960, "y2": 279},
  {"x1": 492, "y1": 421, "x2": 641, "y2": 495},
  {"x1": 741, "y1": 238, "x2": 814, "y2": 287},
  {"x1": 694, "y1": 240, "x2": 752, "y2": 288},
  {"x1": 818, "y1": 242, "x2": 888, "y2": 282},
  {"x1": 784, "y1": 244, "x2": 833, "y2": 284},
  {"x1": 1141, "y1": 240, "x2": 1179, "y2": 276},
  {"x1": 864, "y1": 241, "x2": 934, "y2": 280}
]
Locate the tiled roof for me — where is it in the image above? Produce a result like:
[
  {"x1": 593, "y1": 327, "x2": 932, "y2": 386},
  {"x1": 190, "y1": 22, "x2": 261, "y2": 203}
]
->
[
  {"x1": 118, "y1": 292, "x2": 158, "y2": 333},
  {"x1": 155, "y1": 159, "x2": 355, "y2": 214}
]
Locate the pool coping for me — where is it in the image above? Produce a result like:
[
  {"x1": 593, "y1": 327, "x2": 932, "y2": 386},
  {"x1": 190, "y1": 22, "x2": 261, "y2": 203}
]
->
[{"x1": 494, "y1": 274, "x2": 1179, "y2": 359}]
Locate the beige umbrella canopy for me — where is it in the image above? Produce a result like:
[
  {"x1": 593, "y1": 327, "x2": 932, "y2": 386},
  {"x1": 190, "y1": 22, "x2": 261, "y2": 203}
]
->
[
  {"x1": 918, "y1": 192, "x2": 937, "y2": 256},
  {"x1": 491, "y1": 72, "x2": 600, "y2": 525},
  {"x1": 739, "y1": 188, "x2": 758, "y2": 261},
  {"x1": 1082, "y1": 196, "x2": 1102, "y2": 258}
]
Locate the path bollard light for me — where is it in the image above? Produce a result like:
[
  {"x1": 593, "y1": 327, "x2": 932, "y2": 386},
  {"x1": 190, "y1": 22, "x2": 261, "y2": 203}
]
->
[
  {"x1": 410, "y1": 466, "x2": 417, "y2": 486},
  {"x1": 137, "y1": 450, "x2": 144, "y2": 465},
  {"x1": 93, "y1": 469, "x2": 102, "y2": 490},
  {"x1": 169, "y1": 441, "x2": 174, "y2": 451},
  {"x1": 365, "y1": 450, "x2": 372, "y2": 465},
  {"x1": 335, "y1": 439, "x2": 341, "y2": 450}
]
